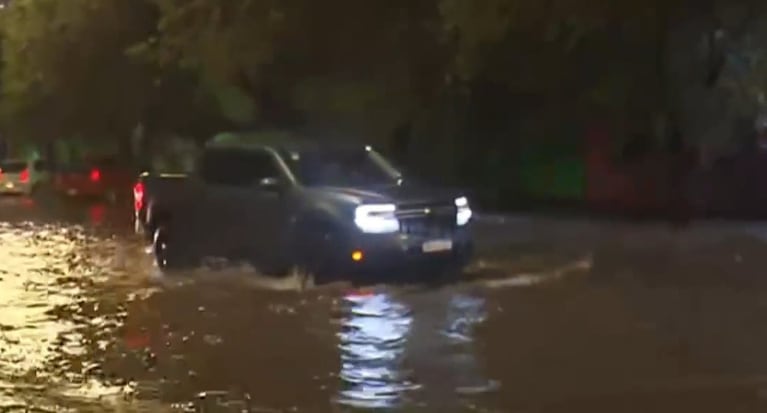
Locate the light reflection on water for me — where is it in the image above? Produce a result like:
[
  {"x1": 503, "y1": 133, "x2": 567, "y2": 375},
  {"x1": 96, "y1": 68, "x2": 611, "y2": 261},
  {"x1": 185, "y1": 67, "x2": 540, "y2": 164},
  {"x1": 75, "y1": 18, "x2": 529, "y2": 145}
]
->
[
  {"x1": 0, "y1": 223, "x2": 92, "y2": 377},
  {"x1": 337, "y1": 290, "x2": 418, "y2": 409},
  {"x1": 0, "y1": 221, "x2": 155, "y2": 411},
  {"x1": 0, "y1": 212, "x2": 500, "y2": 412},
  {"x1": 336, "y1": 288, "x2": 495, "y2": 410}
]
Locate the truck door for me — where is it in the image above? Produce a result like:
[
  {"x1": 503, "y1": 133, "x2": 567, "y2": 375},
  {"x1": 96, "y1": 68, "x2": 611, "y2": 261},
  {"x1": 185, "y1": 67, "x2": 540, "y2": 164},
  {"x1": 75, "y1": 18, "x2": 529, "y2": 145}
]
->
[
  {"x1": 198, "y1": 147, "x2": 286, "y2": 263},
  {"x1": 237, "y1": 149, "x2": 288, "y2": 267},
  {"x1": 198, "y1": 148, "x2": 244, "y2": 256}
]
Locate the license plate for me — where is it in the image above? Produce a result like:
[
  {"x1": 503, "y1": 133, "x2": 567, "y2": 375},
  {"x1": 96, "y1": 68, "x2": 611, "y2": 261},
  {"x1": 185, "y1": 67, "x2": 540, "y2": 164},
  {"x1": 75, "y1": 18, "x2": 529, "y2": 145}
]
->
[
  {"x1": 422, "y1": 239, "x2": 453, "y2": 253},
  {"x1": 66, "y1": 188, "x2": 78, "y2": 196},
  {"x1": 5, "y1": 182, "x2": 14, "y2": 189}
]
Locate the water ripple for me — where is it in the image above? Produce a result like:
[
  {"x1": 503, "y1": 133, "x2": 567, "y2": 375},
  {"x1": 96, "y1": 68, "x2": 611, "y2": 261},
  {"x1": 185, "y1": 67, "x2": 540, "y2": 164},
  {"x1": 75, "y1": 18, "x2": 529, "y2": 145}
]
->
[
  {"x1": 335, "y1": 289, "x2": 496, "y2": 410},
  {"x1": 0, "y1": 213, "x2": 498, "y2": 412},
  {"x1": 336, "y1": 290, "x2": 419, "y2": 409},
  {"x1": 0, "y1": 221, "x2": 158, "y2": 411}
]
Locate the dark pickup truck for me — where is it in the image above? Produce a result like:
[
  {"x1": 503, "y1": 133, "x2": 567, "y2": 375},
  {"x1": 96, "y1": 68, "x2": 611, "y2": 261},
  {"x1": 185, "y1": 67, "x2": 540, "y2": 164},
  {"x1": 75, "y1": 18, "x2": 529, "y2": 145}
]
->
[{"x1": 133, "y1": 133, "x2": 474, "y2": 278}]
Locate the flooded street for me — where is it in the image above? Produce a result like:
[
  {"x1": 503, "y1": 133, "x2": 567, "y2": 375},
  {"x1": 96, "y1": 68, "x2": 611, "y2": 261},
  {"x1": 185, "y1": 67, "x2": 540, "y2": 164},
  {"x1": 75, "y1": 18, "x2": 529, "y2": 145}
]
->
[{"x1": 4, "y1": 196, "x2": 767, "y2": 412}]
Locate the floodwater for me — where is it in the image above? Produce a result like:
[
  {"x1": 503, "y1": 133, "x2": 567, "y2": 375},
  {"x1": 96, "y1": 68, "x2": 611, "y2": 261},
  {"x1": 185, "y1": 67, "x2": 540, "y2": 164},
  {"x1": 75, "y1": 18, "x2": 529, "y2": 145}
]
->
[{"x1": 3, "y1": 196, "x2": 767, "y2": 412}]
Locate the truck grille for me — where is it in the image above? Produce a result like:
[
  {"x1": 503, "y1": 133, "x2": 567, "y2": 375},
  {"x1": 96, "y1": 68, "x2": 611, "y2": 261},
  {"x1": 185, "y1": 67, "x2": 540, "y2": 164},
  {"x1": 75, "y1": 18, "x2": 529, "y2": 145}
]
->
[{"x1": 397, "y1": 203, "x2": 456, "y2": 236}]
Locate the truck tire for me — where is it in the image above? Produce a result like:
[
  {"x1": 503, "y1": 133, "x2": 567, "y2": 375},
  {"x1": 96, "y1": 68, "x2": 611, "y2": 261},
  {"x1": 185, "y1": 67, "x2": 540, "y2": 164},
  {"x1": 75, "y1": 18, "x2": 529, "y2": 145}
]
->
[
  {"x1": 153, "y1": 225, "x2": 189, "y2": 270},
  {"x1": 144, "y1": 203, "x2": 165, "y2": 243},
  {"x1": 293, "y1": 221, "x2": 344, "y2": 284}
]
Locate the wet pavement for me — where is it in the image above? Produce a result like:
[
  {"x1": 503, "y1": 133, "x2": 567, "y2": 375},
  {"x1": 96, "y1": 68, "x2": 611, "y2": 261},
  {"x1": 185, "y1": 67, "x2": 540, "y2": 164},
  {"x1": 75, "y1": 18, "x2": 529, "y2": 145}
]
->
[{"x1": 3, "y1": 195, "x2": 767, "y2": 411}]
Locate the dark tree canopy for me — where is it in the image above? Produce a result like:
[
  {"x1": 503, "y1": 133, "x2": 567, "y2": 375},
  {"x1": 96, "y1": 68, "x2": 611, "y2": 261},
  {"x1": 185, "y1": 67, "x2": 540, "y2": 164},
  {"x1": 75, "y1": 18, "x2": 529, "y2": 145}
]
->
[{"x1": 0, "y1": 0, "x2": 765, "y2": 157}]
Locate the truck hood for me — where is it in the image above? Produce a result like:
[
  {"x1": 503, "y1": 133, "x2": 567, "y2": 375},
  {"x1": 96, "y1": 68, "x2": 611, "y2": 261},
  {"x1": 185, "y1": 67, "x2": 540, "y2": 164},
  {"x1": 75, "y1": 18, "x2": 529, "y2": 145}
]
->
[{"x1": 315, "y1": 184, "x2": 461, "y2": 205}]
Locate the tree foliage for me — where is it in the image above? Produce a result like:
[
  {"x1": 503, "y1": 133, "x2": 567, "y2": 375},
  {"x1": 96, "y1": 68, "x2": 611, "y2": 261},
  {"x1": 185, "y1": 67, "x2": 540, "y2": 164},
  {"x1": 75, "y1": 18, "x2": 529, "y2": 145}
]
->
[
  {"x1": 1, "y1": 0, "x2": 764, "y2": 159},
  {"x1": 439, "y1": 0, "x2": 624, "y2": 78},
  {"x1": 439, "y1": 0, "x2": 700, "y2": 116},
  {"x1": 133, "y1": 0, "x2": 448, "y2": 140},
  {"x1": 1, "y1": 0, "x2": 155, "y2": 142},
  {"x1": 0, "y1": 0, "x2": 672, "y2": 145},
  {"x1": 0, "y1": 0, "x2": 230, "y2": 146}
]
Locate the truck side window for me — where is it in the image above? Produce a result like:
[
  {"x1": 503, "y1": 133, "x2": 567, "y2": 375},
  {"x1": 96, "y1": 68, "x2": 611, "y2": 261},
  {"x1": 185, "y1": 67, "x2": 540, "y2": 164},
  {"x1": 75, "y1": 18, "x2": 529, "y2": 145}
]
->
[{"x1": 200, "y1": 148, "x2": 281, "y2": 187}]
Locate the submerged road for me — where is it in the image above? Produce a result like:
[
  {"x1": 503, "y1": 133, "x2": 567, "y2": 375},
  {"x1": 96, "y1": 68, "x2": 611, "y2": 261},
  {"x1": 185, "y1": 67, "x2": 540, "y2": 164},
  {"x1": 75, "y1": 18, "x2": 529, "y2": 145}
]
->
[{"x1": 2, "y1": 195, "x2": 767, "y2": 412}]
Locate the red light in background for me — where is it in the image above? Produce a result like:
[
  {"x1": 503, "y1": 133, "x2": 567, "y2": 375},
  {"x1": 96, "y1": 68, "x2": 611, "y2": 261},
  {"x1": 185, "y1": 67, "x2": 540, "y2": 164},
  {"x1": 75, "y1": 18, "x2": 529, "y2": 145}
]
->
[
  {"x1": 19, "y1": 168, "x2": 29, "y2": 183},
  {"x1": 89, "y1": 169, "x2": 101, "y2": 182}
]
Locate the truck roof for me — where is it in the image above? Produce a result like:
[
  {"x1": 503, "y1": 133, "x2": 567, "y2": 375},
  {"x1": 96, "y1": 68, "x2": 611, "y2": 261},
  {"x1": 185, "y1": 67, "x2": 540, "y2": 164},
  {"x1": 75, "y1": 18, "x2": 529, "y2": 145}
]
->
[{"x1": 206, "y1": 130, "x2": 368, "y2": 153}]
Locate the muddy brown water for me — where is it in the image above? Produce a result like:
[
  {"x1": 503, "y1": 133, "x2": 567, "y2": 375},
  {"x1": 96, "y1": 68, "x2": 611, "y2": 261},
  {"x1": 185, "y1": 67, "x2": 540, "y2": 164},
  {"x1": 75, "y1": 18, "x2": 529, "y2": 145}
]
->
[{"x1": 3, "y1": 196, "x2": 767, "y2": 412}]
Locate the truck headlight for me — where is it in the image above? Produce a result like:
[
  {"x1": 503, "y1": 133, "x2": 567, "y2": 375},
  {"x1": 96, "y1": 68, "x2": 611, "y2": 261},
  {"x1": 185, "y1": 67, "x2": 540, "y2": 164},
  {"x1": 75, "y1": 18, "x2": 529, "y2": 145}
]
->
[
  {"x1": 455, "y1": 196, "x2": 472, "y2": 226},
  {"x1": 354, "y1": 204, "x2": 399, "y2": 233}
]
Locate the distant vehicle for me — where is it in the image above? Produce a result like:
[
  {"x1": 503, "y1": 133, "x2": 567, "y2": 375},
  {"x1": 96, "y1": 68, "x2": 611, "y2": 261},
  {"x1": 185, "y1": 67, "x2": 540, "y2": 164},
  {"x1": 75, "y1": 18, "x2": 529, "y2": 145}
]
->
[
  {"x1": 0, "y1": 158, "x2": 49, "y2": 195},
  {"x1": 133, "y1": 133, "x2": 474, "y2": 279},
  {"x1": 54, "y1": 156, "x2": 134, "y2": 202}
]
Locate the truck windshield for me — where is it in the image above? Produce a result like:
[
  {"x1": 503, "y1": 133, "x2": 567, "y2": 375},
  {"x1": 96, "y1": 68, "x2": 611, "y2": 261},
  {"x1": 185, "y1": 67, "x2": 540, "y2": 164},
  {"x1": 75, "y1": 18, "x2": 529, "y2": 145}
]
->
[{"x1": 284, "y1": 146, "x2": 401, "y2": 187}]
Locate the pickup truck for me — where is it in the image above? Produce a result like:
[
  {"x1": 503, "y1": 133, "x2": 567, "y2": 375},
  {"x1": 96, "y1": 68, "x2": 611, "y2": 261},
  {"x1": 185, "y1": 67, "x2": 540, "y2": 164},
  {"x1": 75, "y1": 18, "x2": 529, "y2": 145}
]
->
[{"x1": 133, "y1": 132, "x2": 474, "y2": 279}]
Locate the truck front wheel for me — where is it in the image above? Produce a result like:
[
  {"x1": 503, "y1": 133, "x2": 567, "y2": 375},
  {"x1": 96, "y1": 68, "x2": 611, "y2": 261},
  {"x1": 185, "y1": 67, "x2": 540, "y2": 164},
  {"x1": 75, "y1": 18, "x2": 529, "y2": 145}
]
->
[{"x1": 293, "y1": 222, "x2": 345, "y2": 284}]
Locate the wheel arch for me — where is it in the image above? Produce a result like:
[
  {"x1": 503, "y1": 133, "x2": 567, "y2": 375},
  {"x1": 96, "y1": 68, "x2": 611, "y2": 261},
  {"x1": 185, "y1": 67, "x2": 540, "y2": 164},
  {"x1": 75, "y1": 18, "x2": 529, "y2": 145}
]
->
[{"x1": 146, "y1": 200, "x2": 173, "y2": 234}]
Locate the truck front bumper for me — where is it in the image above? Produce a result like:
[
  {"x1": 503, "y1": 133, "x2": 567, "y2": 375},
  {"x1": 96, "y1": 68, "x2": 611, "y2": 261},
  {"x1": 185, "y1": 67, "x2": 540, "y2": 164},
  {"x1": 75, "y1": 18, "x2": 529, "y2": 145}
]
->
[{"x1": 340, "y1": 227, "x2": 473, "y2": 274}]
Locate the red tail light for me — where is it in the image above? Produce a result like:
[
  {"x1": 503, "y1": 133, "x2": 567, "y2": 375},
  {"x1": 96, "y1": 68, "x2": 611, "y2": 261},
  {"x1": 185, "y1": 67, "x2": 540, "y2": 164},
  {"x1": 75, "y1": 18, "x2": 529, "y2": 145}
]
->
[
  {"x1": 133, "y1": 181, "x2": 144, "y2": 212},
  {"x1": 19, "y1": 168, "x2": 29, "y2": 183},
  {"x1": 89, "y1": 168, "x2": 101, "y2": 182}
]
